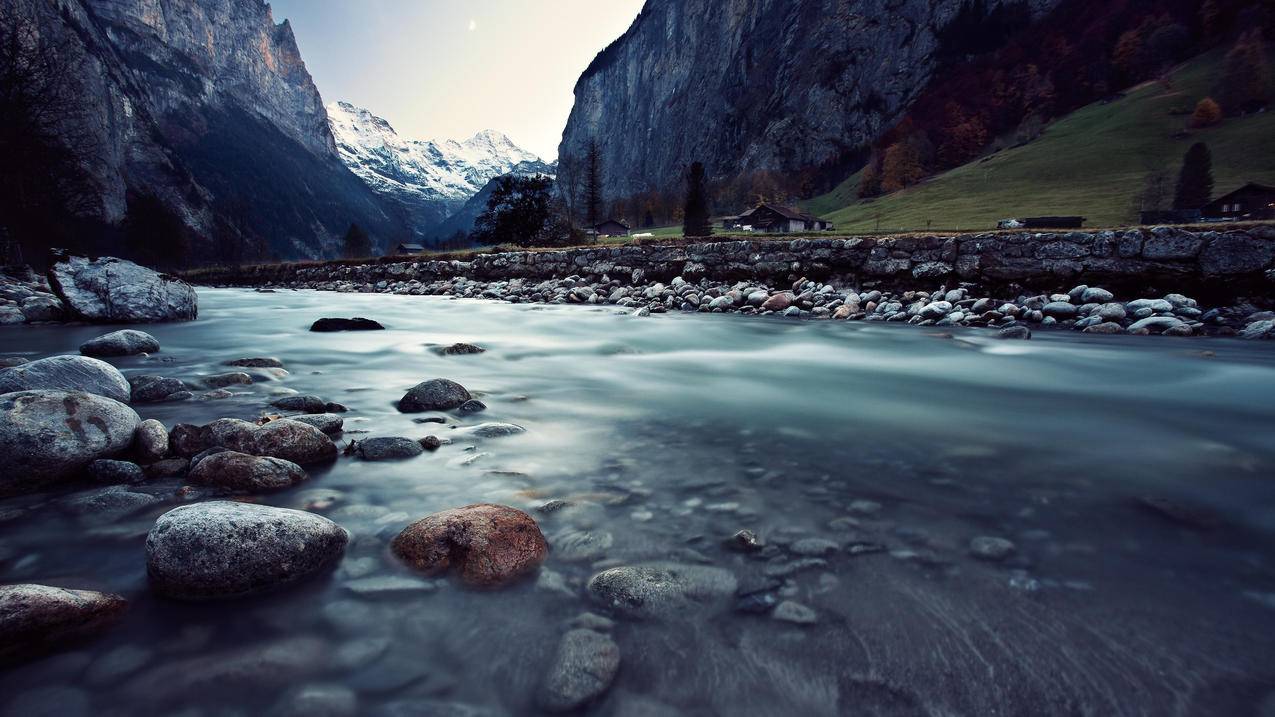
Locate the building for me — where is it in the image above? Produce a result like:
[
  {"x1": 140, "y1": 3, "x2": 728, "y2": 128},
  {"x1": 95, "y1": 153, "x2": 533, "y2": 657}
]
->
[
  {"x1": 394, "y1": 243, "x2": 424, "y2": 255},
  {"x1": 1201, "y1": 183, "x2": 1275, "y2": 221},
  {"x1": 724, "y1": 204, "x2": 833, "y2": 233},
  {"x1": 593, "y1": 220, "x2": 631, "y2": 238}
]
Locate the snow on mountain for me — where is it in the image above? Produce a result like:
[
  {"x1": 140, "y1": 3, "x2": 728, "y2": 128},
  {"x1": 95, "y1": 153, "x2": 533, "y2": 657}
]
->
[{"x1": 327, "y1": 101, "x2": 542, "y2": 234}]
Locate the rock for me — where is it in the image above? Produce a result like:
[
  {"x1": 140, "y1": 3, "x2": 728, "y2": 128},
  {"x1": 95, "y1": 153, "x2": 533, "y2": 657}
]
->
[
  {"x1": 586, "y1": 563, "x2": 738, "y2": 620},
  {"x1": 1096, "y1": 303, "x2": 1127, "y2": 321},
  {"x1": 188, "y1": 451, "x2": 308, "y2": 492},
  {"x1": 397, "y1": 378, "x2": 472, "y2": 412},
  {"x1": 202, "y1": 372, "x2": 252, "y2": 388},
  {"x1": 391, "y1": 504, "x2": 548, "y2": 587},
  {"x1": 0, "y1": 306, "x2": 25, "y2": 325},
  {"x1": 0, "y1": 355, "x2": 131, "y2": 403},
  {"x1": 18, "y1": 295, "x2": 63, "y2": 322},
  {"x1": 1082, "y1": 322, "x2": 1124, "y2": 334},
  {"x1": 128, "y1": 375, "x2": 188, "y2": 403},
  {"x1": 760, "y1": 293, "x2": 793, "y2": 312},
  {"x1": 189, "y1": 447, "x2": 230, "y2": 471},
  {"x1": 168, "y1": 418, "x2": 257, "y2": 457},
  {"x1": 133, "y1": 419, "x2": 168, "y2": 463},
  {"x1": 438, "y1": 343, "x2": 485, "y2": 355},
  {"x1": 78, "y1": 330, "x2": 160, "y2": 357},
  {"x1": 61, "y1": 485, "x2": 160, "y2": 517},
  {"x1": 309, "y1": 317, "x2": 384, "y2": 332},
  {"x1": 1127, "y1": 316, "x2": 1184, "y2": 332},
  {"x1": 251, "y1": 419, "x2": 338, "y2": 465},
  {"x1": 1080, "y1": 287, "x2": 1114, "y2": 304},
  {"x1": 226, "y1": 357, "x2": 284, "y2": 368},
  {"x1": 919, "y1": 301, "x2": 952, "y2": 320},
  {"x1": 287, "y1": 413, "x2": 344, "y2": 434},
  {"x1": 146, "y1": 501, "x2": 348, "y2": 600},
  {"x1": 996, "y1": 325, "x2": 1031, "y2": 340},
  {"x1": 538, "y1": 629, "x2": 621, "y2": 712},
  {"x1": 356, "y1": 437, "x2": 424, "y2": 461},
  {"x1": 270, "y1": 395, "x2": 329, "y2": 413},
  {"x1": 969, "y1": 536, "x2": 1016, "y2": 561},
  {"x1": 48, "y1": 254, "x2": 197, "y2": 322},
  {"x1": 461, "y1": 422, "x2": 526, "y2": 438},
  {"x1": 122, "y1": 636, "x2": 330, "y2": 704},
  {"x1": 1126, "y1": 298, "x2": 1174, "y2": 314},
  {"x1": 725, "y1": 529, "x2": 763, "y2": 552},
  {"x1": 0, "y1": 357, "x2": 28, "y2": 367},
  {"x1": 145, "y1": 458, "x2": 189, "y2": 479},
  {"x1": 790, "y1": 538, "x2": 839, "y2": 556},
  {"x1": 419, "y1": 435, "x2": 442, "y2": 451},
  {"x1": 1041, "y1": 301, "x2": 1077, "y2": 319},
  {"x1": 87, "y1": 459, "x2": 145, "y2": 484},
  {"x1": 0, "y1": 390, "x2": 140, "y2": 496},
  {"x1": 272, "y1": 684, "x2": 359, "y2": 717},
  {"x1": 1240, "y1": 320, "x2": 1275, "y2": 340},
  {"x1": 772, "y1": 600, "x2": 818, "y2": 625},
  {"x1": 0, "y1": 584, "x2": 127, "y2": 665},
  {"x1": 458, "y1": 399, "x2": 487, "y2": 414}
]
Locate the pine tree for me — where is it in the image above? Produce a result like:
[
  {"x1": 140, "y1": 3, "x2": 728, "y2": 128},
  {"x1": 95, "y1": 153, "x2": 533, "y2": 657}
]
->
[
  {"x1": 341, "y1": 223, "x2": 372, "y2": 258},
  {"x1": 1173, "y1": 143, "x2": 1213, "y2": 210},
  {"x1": 585, "y1": 140, "x2": 603, "y2": 227},
  {"x1": 1215, "y1": 29, "x2": 1271, "y2": 115},
  {"x1": 682, "y1": 162, "x2": 712, "y2": 237}
]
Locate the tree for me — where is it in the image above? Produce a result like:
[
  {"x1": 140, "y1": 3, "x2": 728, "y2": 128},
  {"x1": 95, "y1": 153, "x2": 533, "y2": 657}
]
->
[
  {"x1": 584, "y1": 140, "x2": 603, "y2": 227},
  {"x1": 880, "y1": 140, "x2": 925, "y2": 193},
  {"x1": 682, "y1": 162, "x2": 712, "y2": 237},
  {"x1": 341, "y1": 223, "x2": 372, "y2": 258},
  {"x1": 471, "y1": 175, "x2": 563, "y2": 247},
  {"x1": 1215, "y1": 29, "x2": 1271, "y2": 115},
  {"x1": 857, "y1": 155, "x2": 883, "y2": 198},
  {"x1": 1135, "y1": 165, "x2": 1174, "y2": 213},
  {"x1": 0, "y1": 6, "x2": 102, "y2": 262},
  {"x1": 1189, "y1": 97, "x2": 1222, "y2": 128},
  {"x1": 1174, "y1": 143, "x2": 1213, "y2": 210}
]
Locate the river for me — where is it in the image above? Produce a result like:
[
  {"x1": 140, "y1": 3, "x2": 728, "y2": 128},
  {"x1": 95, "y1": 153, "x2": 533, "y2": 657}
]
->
[{"x1": 3, "y1": 287, "x2": 1275, "y2": 715}]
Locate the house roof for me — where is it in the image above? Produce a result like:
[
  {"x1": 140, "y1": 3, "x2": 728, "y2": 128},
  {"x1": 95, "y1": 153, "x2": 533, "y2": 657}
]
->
[
  {"x1": 1208, "y1": 183, "x2": 1275, "y2": 204},
  {"x1": 396, "y1": 243, "x2": 424, "y2": 251},
  {"x1": 740, "y1": 203, "x2": 825, "y2": 223},
  {"x1": 594, "y1": 219, "x2": 630, "y2": 230}
]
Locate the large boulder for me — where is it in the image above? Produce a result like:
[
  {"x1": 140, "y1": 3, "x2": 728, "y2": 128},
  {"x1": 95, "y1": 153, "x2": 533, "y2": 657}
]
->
[
  {"x1": 586, "y1": 563, "x2": 738, "y2": 620},
  {"x1": 397, "y1": 378, "x2": 472, "y2": 413},
  {"x1": 538, "y1": 629, "x2": 621, "y2": 712},
  {"x1": 309, "y1": 317, "x2": 383, "y2": 332},
  {"x1": 146, "y1": 501, "x2": 348, "y2": 600},
  {"x1": 356, "y1": 436, "x2": 424, "y2": 461},
  {"x1": 0, "y1": 390, "x2": 141, "y2": 496},
  {"x1": 391, "y1": 504, "x2": 548, "y2": 587},
  {"x1": 129, "y1": 375, "x2": 188, "y2": 403},
  {"x1": 79, "y1": 330, "x2": 160, "y2": 357},
  {"x1": 187, "y1": 451, "x2": 307, "y2": 492},
  {"x1": 0, "y1": 584, "x2": 127, "y2": 666},
  {"x1": 251, "y1": 419, "x2": 338, "y2": 465},
  {"x1": 48, "y1": 254, "x2": 197, "y2": 323},
  {"x1": 0, "y1": 355, "x2": 131, "y2": 402}
]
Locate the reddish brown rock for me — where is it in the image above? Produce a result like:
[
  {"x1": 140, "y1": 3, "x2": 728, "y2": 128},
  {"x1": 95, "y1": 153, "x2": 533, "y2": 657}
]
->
[
  {"x1": 760, "y1": 292, "x2": 794, "y2": 312},
  {"x1": 391, "y1": 504, "x2": 549, "y2": 587}
]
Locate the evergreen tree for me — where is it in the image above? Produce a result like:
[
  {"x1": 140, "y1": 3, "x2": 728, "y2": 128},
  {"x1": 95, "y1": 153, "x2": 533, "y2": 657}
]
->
[
  {"x1": 341, "y1": 223, "x2": 372, "y2": 258},
  {"x1": 682, "y1": 162, "x2": 712, "y2": 238},
  {"x1": 1173, "y1": 143, "x2": 1213, "y2": 210},
  {"x1": 471, "y1": 175, "x2": 563, "y2": 247},
  {"x1": 585, "y1": 140, "x2": 604, "y2": 227},
  {"x1": 1215, "y1": 29, "x2": 1271, "y2": 115}
]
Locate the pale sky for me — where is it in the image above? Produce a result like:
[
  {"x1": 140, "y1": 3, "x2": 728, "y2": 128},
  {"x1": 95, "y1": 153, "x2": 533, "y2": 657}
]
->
[{"x1": 268, "y1": 0, "x2": 646, "y2": 160}]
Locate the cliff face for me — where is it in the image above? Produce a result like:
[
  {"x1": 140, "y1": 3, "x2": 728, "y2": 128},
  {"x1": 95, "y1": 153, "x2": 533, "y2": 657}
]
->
[
  {"x1": 559, "y1": 0, "x2": 1059, "y2": 199},
  {"x1": 17, "y1": 0, "x2": 404, "y2": 260}
]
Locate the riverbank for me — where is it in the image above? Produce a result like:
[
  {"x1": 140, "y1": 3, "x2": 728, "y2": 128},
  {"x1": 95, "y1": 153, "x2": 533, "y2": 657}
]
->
[{"x1": 186, "y1": 228, "x2": 1275, "y2": 339}]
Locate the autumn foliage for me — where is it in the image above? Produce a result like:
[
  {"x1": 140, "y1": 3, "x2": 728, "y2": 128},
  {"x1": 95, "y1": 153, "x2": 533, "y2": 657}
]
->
[{"x1": 1189, "y1": 97, "x2": 1223, "y2": 127}]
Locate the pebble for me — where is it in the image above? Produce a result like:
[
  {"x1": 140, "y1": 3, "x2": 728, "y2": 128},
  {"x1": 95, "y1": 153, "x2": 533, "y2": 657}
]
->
[
  {"x1": 969, "y1": 536, "x2": 1017, "y2": 561},
  {"x1": 772, "y1": 600, "x2": 818, "y2": 624}
]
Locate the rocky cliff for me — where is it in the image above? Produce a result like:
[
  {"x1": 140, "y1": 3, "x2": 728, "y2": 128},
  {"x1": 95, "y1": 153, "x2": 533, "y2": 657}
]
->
[
  {"x1": 14, "y1": 0, "x2": 405, "y2": 260},
  {"x1": 559, "y1": 0, "x2": 1059, "y2": 200}
]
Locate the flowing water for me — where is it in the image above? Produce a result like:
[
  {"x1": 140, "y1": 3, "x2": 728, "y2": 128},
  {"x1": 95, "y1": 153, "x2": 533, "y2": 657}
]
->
[{"x1": 3, "y1": 288, "x2": 1275, "y2": 716}]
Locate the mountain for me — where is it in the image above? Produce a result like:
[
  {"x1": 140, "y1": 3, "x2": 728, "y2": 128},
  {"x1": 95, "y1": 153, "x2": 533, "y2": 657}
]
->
[
  {"x1": 327, "y1": 102, "x2": 544, "y2": 237},
  {"x1": 558, "y1": 0, "x2": 1060, "y2": 202},
  {"x1": 426, "y1": 159, "x2": 559, "y2": 241},
  {"x1": 7, "y1": 0, "x2": 407, "y2": 261}
]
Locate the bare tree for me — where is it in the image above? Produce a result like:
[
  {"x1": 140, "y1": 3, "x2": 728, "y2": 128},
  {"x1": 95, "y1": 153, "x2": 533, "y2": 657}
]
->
[{"x1": 0, "y1": 5, "x2": 101, "y2": 259}]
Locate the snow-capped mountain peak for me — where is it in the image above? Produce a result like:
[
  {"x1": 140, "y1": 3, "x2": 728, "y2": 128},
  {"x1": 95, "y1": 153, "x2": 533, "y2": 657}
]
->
[{"x1": 326, "y1": 101, "x2": 542, "y2": 231}]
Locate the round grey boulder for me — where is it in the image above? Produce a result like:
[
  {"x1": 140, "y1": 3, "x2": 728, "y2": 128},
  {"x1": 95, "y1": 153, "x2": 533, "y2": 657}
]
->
[
  {"x1": 79, "y1": 330, "x2": 160, "y2": 357},
  {"x1": 88, "y1": 459, "x2": 146, "y2": 484},
  {"x1": 397, "y1": 378, "x2": 472, "y2": 413},
  {"x1": 251, "y1": 419, "x2": 338, "y2": 465},
  {"x1": 0, "y1": 584, "x2": 127, "y2": 666},
  {"x1": 286, "y1": 413, "x2": 344, "y2": 434},
  {"x1": 0, "y1": 355, "x2": 130, "y2": 402},
  {"x1": 587, "y1": 563, "x2": 737, "y2": 620},
  {"x1": 356, "y1": 437, "x2": 424, "y2": 461},
  {"x1": 129, "y1": 375, "x2": 188, "y2": 403},
  {"x1": 133, "y1": 419, "x2": 168, "y2": 463},
  {"x1": 188, "y1": 451, "x2": 307, "y2": 493},
  {"x1": 146, "y1": 501, "x2": 348, "y2": 600},
  {"x1": 270, "y1": 395, "x2": 328, "y2": 413},
  {"x1": 538, "y1": 629, "x2": 620, "y2": 712},
  {"x1": 0, "y1": 390, "x2": 141, "y2": 496},
  {"x1": 1041, "y1": 301, "x2": 1077, "y2": 319}
]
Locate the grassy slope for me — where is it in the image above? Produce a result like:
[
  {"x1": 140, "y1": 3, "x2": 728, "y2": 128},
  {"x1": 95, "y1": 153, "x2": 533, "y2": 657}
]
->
[{"x1": 802, "y1": 47, "x2": 1275, "y2": 232}]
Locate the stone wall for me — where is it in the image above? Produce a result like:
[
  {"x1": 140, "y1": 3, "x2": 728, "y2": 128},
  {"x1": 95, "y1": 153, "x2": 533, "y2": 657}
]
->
[{"x1": 193, "y1": 227, "x2": 1275, "y2": 301}]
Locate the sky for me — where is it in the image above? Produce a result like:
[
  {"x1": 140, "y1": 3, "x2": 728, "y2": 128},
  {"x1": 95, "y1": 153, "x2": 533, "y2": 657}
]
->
[{"x1": 268, "y1": 0, "x2": 645, "y2": 160}]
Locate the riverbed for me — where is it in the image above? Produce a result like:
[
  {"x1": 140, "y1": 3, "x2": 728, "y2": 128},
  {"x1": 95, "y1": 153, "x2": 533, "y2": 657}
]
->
[{"x1": 3, "y1": 287, "x2": 1275, "y2": 715}]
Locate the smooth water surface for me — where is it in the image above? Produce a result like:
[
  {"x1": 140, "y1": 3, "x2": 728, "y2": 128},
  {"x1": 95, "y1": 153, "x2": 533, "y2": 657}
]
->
[{"x1": 3, "y1": 288, "x2": 1275, "y2": 716}]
